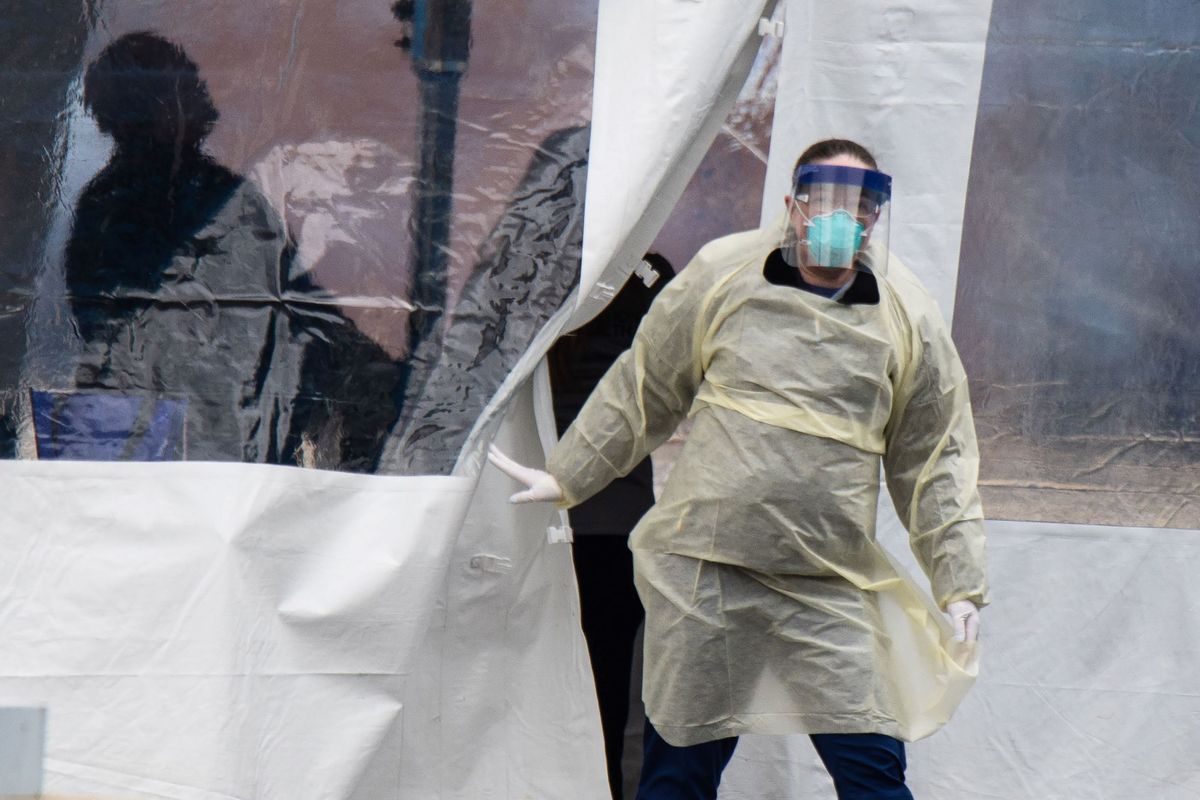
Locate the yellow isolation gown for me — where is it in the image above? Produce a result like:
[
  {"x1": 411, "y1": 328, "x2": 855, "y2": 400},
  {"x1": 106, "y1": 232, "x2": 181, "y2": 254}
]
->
[{"x1": 546, "y1": 222, "x2": 988, "y2": 746}]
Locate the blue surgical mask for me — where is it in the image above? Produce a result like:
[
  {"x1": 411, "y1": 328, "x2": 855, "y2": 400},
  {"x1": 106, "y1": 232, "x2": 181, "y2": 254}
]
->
[{"x1": 804, "y1": 209, "x2": 865, "y2": 268}]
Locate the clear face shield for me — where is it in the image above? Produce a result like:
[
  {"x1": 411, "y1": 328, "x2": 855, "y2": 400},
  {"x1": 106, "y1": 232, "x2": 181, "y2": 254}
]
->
[{"x1": 781, "y1": 164, "x2": 892, "y2": 278}]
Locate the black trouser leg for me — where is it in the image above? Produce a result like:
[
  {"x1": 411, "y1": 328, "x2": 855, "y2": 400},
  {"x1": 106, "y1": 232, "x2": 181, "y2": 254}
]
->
[
  {"x1": 636, "y1": 718, "x2": 738, "y2": 800},
  {"x1": 810, "y1": 732, "x2": 914, "y2": 800},
  {"x1": 573, "y1": 536, "x2": 644, "y2": 799}
]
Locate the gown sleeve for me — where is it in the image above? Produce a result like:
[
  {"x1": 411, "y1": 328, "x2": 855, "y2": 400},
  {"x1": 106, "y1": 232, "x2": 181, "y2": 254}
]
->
[
  {"x1": 883, "y1": 309, "x2": 990, "y2": 611},
  {"x1": 546, "y1": 255, "x2": 717, "y2": 508}
]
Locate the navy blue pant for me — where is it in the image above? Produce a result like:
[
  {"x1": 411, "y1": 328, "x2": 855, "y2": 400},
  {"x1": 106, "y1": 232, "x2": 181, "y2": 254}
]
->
[{"x1": 637, "y1": 719, "x2": 914, "y2": 800}]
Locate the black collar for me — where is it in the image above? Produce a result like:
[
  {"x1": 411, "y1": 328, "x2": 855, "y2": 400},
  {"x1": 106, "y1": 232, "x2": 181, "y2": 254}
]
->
[{"x1": 763, "y1": 248, "x2": 880, "y2": 305}]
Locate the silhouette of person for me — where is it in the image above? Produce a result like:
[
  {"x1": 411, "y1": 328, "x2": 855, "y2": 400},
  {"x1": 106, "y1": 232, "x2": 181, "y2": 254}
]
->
[{"x1": 59, "y1": 32, "x2": 398, "y2": 469}]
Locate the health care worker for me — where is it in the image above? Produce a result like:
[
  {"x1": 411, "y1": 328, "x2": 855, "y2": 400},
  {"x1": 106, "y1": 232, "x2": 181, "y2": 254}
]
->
[{"x1": 489, "y1": 139, "x2": 988, "y2": 800}]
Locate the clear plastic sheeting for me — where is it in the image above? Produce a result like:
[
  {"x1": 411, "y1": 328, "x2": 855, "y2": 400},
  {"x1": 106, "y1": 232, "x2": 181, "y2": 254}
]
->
[
  {"x1": 2, "y1": 0, "x2": 596, "y2": 476},
  {"x1": 0, "y1": 2, "x2": 91, "y2": 460},
  {"x1": 380, "y1": 125, "x2": 590, "y2": 475},
  {"x1": 953, "y1": 0, "x2": 1200, "y2": 529}
]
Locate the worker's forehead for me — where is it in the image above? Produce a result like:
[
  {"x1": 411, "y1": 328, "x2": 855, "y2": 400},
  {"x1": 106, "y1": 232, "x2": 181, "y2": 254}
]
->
[{"x1": 811, "y1": 154, "x2": 872, "y2": 169}]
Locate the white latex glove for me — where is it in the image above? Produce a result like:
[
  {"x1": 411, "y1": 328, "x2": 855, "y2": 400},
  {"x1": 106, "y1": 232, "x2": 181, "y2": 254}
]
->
[
  {"x1": 487, "y1": 444, "x2": 565, "y2": 504},
  {"x1": 946, "y1": 599, "x2": 980, "y2": 643}
]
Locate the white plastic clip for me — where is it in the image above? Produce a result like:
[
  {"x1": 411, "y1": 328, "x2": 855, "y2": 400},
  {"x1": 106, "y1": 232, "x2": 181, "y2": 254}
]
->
[
  {"x1": 547, "y1": 524, "x2": 574, "y2": 544},
  {"x1": 589, "y1": 281, "x2": 618, "y2": 303},
  {"x1": 468, "y1": 554, "x2": 513, "y2": 574},
  {"x1": 758, "y1": 17, "x2": 784, "y2": 38},
  {"x1": 633, "y1": 259, "x2": 661, "y2": 289}
]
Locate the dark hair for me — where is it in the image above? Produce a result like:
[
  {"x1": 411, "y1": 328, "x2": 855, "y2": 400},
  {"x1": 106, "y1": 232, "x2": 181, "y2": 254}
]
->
[
  {"x1": 84, "y1": 32, "x2": 218, "y2": 149},
  {"x1": 794, "y1": 139, "x2": 878, "y2": 172}
]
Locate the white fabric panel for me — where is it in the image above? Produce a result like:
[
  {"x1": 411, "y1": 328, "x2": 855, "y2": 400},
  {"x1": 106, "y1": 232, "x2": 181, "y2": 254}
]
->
[
  {"x1": 0, "y1": 375, "x2": 607, "y2": 799},
  {"x1": 575, "y1": 0, "x2": 776, "y2": 327},
  {"x1": 904, "y1": 520, "x2": 1200, "y2": 799},
  {"x1": 761, "y1": 0, "x2": 994, "y2": 314},
  {"x1": 400, "y1": 379, "x2": 608, "y2": 799}
]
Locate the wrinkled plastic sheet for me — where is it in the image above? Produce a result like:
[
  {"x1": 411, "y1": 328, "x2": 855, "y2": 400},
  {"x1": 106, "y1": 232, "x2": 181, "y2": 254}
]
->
[
  {"x1": 1, "y1": 0, "x2": 594, "y2": 477},
  {"x1": 953, "y1": 0, "x2": 1200, "y2": 529}
]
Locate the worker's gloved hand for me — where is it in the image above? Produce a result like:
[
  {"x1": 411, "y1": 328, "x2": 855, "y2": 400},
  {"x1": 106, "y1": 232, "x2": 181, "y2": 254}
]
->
[
  {"x1": 946, "y1": 599, "x2": 980, "y2": 643},
  {"x1": 487, "y1": 444, "x2": 565, "y2": 504}
]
